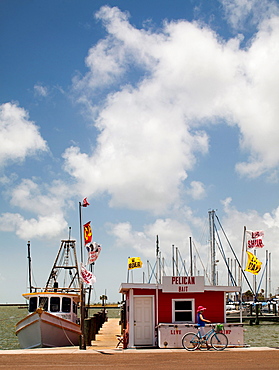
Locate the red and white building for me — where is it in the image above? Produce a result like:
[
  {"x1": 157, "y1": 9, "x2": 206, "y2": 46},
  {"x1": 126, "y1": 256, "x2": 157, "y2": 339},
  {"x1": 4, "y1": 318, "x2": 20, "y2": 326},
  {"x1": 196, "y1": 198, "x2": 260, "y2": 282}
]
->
[{"x1": 119, "y1": 276, "x2": 244, "y2": 348}]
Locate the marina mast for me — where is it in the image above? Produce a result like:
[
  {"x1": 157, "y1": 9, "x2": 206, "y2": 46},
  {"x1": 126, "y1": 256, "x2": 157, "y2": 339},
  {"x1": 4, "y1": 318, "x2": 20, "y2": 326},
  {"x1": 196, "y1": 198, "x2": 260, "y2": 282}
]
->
[{"x1": 209, "y1": 210, "x2": 217, "y2": 285}]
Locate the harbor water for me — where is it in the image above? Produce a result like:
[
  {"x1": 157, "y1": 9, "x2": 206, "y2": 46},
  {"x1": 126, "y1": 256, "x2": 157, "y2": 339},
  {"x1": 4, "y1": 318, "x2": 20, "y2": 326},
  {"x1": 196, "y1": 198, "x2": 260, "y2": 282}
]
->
[{"x1": 1, "y1": 306, "x2": 279, "y2": 350}]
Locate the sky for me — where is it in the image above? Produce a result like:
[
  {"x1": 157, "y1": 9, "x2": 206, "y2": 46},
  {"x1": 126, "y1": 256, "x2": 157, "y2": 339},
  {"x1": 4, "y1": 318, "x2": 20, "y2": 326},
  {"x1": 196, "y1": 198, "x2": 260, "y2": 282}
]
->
[{"x1": 1, "y1": 0, "x2": 279, "y2": 304}]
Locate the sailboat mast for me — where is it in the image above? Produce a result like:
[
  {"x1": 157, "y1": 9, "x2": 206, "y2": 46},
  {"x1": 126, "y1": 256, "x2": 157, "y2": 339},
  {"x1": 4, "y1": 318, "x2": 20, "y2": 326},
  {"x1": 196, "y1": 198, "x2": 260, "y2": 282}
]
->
[
  {"x1": 156, "y1": 235, "x2": 159, "y2": 283},
  {"x1": 209, "y1": 210, "x2": 217, "y2": 285},
  {"x1": 189, "y1": 237, "x2": 193, "y2": 276},
  {"x1": 265, "y1": 249, "x2": 268, "y2": 300},
  {"x1": 269, "y1": 252, "x2": 271, "y2": 298}
]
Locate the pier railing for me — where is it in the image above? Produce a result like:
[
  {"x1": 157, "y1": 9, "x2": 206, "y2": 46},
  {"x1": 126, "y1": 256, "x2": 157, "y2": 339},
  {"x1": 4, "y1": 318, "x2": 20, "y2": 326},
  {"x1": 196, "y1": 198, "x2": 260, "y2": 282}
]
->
[
  {"x1": 84, "y1": 309, "x2": 108, "y2": 345},
  {"x1": 227, "y1": 302, "x2": 278, "y2": 325}
]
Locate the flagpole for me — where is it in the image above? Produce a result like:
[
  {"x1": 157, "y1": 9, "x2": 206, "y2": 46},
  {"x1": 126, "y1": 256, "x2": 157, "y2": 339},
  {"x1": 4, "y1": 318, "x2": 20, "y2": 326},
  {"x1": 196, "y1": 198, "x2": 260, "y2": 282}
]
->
[
  {"x1": 27, "y1": 241, "x2": 32, "y2": 293},
  {"x1": 79, "y1": 201, "x2": 86, "y2": 350},
  {"x1": 239, "y1": 226, "x2": 246, "y2": 324},
  {"x1": 254, "y1": 249, "x2": 260, "y2": 324},
  {"x1": 79, "y1": 202, "x2": 84, "y2": 264},
  {"x1": 127, "y1": 257, "x2": 130, "y2": 283}
]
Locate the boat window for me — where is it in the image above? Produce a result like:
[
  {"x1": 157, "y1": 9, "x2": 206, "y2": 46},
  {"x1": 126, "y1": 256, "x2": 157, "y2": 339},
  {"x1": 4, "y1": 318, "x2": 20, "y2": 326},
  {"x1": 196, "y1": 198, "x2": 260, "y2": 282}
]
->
[
  {"x1": 172, "y1": 299, "x2": 194, "y2": 323},
  {"x1": 73, "y1": 301, "x2": 77, "y2": 314},
  {"x1": 39, "y1": 297, "x2": 48, "y2": 311},
  {"x1": 29, "y1": 297, "x2": 37, "y2": 312},
  {"x1": 50, "y1": 297, "x2": 60, "y2": 312},
  {"x1": 62, "y1": 297, "x2": 71, "y2": 313}
]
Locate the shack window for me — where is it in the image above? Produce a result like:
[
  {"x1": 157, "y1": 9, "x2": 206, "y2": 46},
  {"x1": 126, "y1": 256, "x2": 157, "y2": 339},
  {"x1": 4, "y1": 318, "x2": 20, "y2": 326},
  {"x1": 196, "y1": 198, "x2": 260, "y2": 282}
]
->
[
  {"x1": 39, "y1": 297, "x2": 48, "y2": 311},
  {"x1": 172, "y1": 299, "x2": 194, "y2": 323},
  {"x1": 50, "y1": 297, "x2": 60, "y2": 312},
  {"x1": 29, "y1": 297, "x2": 37, "y2": 312},
  {"x1": 62, "y1": 297, "x2": 71, "y2": 313}
]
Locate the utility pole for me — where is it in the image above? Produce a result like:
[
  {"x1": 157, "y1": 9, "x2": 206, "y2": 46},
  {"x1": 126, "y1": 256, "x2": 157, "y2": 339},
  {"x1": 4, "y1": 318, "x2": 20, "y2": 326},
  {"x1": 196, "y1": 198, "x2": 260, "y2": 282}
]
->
[{"x1": 79, "y1": 201, "x2": 86, "y2": 350}]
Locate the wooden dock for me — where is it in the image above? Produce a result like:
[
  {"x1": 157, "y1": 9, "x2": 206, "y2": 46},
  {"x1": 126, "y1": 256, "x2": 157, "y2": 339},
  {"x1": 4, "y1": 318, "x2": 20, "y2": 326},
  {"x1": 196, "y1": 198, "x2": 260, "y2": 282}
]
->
[{"x1": 227, "y1": 314, "x2": 279, "y2": 324}]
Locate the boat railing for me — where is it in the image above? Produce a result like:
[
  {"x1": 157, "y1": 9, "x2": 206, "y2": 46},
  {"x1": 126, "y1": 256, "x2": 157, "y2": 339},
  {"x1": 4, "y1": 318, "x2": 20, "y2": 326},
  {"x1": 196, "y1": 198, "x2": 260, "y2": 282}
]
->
[{"x1": 29, "y1": 287, "x2": 81, "y2": 294}]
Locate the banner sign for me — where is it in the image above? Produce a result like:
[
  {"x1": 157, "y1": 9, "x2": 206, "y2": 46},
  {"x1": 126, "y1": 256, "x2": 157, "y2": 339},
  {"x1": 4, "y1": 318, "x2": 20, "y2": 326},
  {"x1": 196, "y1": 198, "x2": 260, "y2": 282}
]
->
[
  {"x1": 245, "y1": 251, "x2": 262, "y2": 275},
  {"x1": 128, "y1": 257, "x2": 143, "y2": 270},
  {"x1": 86, "y1": 242, "x2": 101, "y2": 264},
  {"x1": 83, "y1": 221, "x2": 92, "y2": 245},
  {"x1": 80, "y1": 263, "x2": 96, "y2": 285},
  {"x1": 162, "y1": 276, "x2": 205, "y2": 293},
  {"x1": 246, "y1": 230, "x2": 264, "y2": 249}
]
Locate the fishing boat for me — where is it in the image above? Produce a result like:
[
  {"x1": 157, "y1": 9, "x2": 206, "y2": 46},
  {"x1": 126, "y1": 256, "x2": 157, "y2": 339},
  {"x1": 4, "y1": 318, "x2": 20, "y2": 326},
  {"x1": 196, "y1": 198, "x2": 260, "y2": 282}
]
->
[{"x1": 16, "y1": 239, "x2": 82, "y2": 349}]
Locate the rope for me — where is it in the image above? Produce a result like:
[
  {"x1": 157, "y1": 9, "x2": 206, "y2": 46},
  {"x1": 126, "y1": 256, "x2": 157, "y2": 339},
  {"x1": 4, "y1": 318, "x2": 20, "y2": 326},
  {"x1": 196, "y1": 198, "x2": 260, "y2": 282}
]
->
[{"x1": 58, "y1": 317, "x2": 77, "y2": 346}]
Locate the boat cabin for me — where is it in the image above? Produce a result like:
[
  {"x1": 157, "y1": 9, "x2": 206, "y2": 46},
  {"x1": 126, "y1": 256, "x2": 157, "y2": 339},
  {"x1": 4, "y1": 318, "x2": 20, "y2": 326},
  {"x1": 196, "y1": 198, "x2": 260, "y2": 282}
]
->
[
  {"x1": 23, "y1": 292, "x2": 80, "y2": 324},
  {"x1": 119, "y1": 276, "x2": 244, "y2": 348}
]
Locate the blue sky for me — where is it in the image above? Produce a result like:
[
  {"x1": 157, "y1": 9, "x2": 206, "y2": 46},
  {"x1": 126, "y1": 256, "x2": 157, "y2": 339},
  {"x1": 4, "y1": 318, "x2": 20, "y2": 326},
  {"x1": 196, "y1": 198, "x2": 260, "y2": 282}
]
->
[{"x1": 1, "y1": 0, "x2": 279, "y2": 303}]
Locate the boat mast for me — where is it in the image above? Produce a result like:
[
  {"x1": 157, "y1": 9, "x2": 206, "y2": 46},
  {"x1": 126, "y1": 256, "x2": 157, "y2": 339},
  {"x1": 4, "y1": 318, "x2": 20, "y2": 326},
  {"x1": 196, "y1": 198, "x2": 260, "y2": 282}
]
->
[{"x1": 44, "y1": 239, "x2": 80, "y2": 292}]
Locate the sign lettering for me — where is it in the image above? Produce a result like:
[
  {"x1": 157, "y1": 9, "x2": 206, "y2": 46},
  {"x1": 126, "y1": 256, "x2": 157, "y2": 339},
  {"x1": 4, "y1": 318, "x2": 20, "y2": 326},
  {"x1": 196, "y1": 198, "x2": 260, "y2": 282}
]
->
[{"x1": 162, "y1": 276, "x2": 205, "y2": 293}]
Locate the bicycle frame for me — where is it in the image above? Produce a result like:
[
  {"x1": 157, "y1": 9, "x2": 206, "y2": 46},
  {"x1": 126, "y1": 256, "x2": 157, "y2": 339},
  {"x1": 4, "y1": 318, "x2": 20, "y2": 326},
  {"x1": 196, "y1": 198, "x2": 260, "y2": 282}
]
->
[
  {"x1": 197, "y1": 326, "x2": 215, "y2": 340},
  {"x1": 181, "y1": 325, "x2": 228, "y2": 351}
]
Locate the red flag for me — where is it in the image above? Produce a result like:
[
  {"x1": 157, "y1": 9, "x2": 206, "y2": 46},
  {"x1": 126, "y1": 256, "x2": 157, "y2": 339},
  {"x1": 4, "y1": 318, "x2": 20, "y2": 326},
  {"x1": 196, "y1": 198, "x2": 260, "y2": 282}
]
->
[
  {"x1": 83, "y1": 221, "x2": 92, "y2": 245},
  {"x1": 82, "y1": 197, "x2": 90, "y2": 207}
]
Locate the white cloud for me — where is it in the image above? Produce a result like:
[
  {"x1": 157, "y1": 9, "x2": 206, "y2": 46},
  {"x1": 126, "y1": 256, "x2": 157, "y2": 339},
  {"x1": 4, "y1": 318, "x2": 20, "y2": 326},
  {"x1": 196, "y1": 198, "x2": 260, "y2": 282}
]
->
[
  {"x1": 186, "y1": 181, "x2": 206, "y2": 200},
  {"x1": 232, "y1": 16, "x2": 279, "y2": 177},
  {"x1": 0, "y1": 212, "x2": 67, "y2": 239},
  {"x1": 9, "y1": 178, "x2": 71, "y2": 215},
  {"x1": 34, "y1": 84, "x2": 49, "y2": 97},
  {"x1": 67, "y1": 5, "x2": 279, "y2": 214},
  {"x1": 0, "y1": 178, "x2": 72, "y2": 239},
  {"x1": 0, "y1": 102, "x2": 48, "y2": 167},
  {"x1": 73, "y1": 6, "x2": 163, "y2": 95},
  {"x1": 108, "y1": 218, "x2": 193, "y2": 260},
  {"x1": 220, "y1": 0, "x2": 279, "y2": 30}
]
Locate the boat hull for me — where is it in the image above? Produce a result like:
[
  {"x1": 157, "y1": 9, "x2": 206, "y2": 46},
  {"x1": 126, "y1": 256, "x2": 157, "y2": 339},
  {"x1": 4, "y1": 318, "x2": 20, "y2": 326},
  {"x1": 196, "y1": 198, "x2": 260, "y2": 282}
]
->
[{"x1": 16, "y1": 309, "x2": 81, "y2": 349}]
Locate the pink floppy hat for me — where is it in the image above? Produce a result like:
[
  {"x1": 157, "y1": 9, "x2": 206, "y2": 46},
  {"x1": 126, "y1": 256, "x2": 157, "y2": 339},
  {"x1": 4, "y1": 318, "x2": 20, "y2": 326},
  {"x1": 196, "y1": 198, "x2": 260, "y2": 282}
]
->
[{"x1": 197, "y1": 306, "x2": 206, "y2": 312}]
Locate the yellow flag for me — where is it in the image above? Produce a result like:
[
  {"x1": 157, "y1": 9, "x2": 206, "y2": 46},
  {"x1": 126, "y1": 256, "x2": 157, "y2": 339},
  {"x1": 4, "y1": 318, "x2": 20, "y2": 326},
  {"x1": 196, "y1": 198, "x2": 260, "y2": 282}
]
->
[
  {"x1": 245, "y1": 251, "x2": 262, "y2": 275},
  {"x1": 128, "y1": 257, "x2": 143, "y2": 270}
]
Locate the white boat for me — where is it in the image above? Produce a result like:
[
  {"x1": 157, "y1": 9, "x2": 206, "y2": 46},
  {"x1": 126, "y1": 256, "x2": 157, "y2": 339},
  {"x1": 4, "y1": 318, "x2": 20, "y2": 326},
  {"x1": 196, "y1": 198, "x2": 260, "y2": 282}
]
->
[{"x1": 16, "y1": 239, "x2": 82, "y2": 349}]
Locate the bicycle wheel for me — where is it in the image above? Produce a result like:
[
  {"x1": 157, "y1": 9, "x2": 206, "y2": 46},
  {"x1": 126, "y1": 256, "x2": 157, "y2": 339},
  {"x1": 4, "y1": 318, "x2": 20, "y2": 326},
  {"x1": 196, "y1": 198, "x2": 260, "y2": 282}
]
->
[
  {"x1": 182, "y1": 332, "x2": 200, "y2": 351},
  {"x1": 210, "y1": 332, "x2": 228, "y2": 350}
]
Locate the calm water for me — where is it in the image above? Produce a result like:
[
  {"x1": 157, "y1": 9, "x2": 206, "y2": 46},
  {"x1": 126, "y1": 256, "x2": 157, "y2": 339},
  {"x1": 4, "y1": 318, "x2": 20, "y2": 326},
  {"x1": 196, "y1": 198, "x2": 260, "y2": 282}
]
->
[
  {"x1": 1, "y1": 306, "x2": 279, "y2": 350},
  {"x1": 0, "y1": 306, "x2": 121, "y2": 350}
]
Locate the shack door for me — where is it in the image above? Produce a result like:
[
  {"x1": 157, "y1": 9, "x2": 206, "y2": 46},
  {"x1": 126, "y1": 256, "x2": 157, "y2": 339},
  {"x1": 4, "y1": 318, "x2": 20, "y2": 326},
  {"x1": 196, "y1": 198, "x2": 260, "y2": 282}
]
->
[{"x1": 134, "y1": 296, "x2": 153, "y2": 346}]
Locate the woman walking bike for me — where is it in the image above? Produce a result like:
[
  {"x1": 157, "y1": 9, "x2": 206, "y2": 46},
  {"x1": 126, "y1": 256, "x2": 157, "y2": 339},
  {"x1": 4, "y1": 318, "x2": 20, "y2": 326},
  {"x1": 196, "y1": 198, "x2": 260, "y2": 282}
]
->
[{"x1": 182, "y1": 306, "x2": 228, "y2": 351}]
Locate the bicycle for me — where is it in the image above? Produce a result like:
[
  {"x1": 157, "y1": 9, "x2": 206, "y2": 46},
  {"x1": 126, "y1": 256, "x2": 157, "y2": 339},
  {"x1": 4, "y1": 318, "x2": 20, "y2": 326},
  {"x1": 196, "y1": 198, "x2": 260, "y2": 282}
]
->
[{"x1": 182, "y1": 324, "x2": 228, "y2": 351}]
